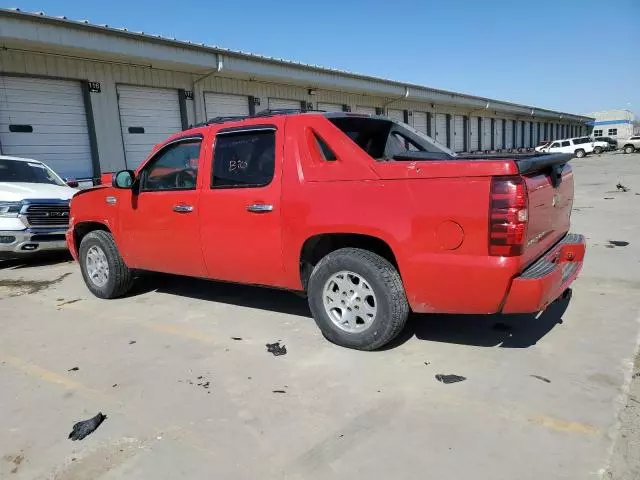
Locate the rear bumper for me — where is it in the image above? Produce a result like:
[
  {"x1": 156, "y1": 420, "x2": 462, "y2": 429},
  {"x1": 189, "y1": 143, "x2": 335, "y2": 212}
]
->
[
  {"x1": 501, "y1": 233, "x2": 586, "y2": 313},
  {"x1": 0, "y1": 228, "x2": 69, "y2": 256}
]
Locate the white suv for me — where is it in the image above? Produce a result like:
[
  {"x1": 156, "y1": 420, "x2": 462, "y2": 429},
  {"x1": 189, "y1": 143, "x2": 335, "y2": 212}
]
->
[{"x1": 540, "y1": 137, "x2": 600, "y2": 158}]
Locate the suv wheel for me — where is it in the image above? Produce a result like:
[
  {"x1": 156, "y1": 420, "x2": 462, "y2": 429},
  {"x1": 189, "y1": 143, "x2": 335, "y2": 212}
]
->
[
  {"x1": 575, "y1": 149, "x2": 586, "y2": 158},
  {"x1": 307, "y1": 248, "x2": 409, "y2": 350},
  {"x1": 625, "y1": 145, "x2": 635, "y2": 154},
  {"x1": 593, "y1": 146, "x2": 603, "y2": 154},
  {"x1": 79, "y1": 230, "x2": 134, "y2": 299}
]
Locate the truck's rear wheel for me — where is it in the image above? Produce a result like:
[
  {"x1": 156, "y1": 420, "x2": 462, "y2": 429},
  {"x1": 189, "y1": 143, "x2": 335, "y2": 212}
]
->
[
  {"x1": 79, "y1": 230, "x2": 134, "y2": 299},
  {"x1": 593, "y1": 146, "x2": 603, "y2": 154},
  {"x1": 307, "y1": 248, "x2": 409, "y2": 350},
  {"x1": 575, "y1": 149, "x2": 586, "y2": 158},
  {"x1": 625, "y1": 145, "x2": 635, "y2": 154}
]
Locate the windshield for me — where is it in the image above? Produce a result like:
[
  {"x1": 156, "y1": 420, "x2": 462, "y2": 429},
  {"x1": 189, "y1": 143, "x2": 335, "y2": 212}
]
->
[{"x1": 0, "y1": 159, "x2": 66, "y2": 186}]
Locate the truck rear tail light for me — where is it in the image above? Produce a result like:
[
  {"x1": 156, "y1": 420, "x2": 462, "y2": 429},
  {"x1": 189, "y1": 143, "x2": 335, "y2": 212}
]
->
[{"x1": 489, "y1": 176, "x2": 528, "y2": 256}]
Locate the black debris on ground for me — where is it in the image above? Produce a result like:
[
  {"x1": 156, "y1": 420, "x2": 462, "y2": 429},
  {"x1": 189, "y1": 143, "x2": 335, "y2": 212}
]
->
[
  {"x1": 338, "y1": 434, "x2": 344, "y2": 438},
  {"x1": 68, "y1": 412, "x2": 106, "y2": 441},
  {"x1": 128, "y1": 340, "x2": 136, "y2": 345},
  {"x1": 424, "y1": 362, "x2": 430, "y2": 366},
  {"x1": 435, "y1": 374, "x2": 466, "y2": 384},
  {"x1": 231, "y1": 337, "x2": 243, "y2": 341},
  {"x1": 605, "y1": 245, "x2": 615, "y2": 249},
  {"x1": 272, "y1": 390, "x2": 287, "y2": 394},
  {"x1": 492, "y1": 322, "x2": 512, "y2": 331},
  {"x1": 266, "y1": 342, "x2": 287, "y2": 356},
  {"x1": 530, "y1": 375, "x2": 551, "y2": 383},
  {"x1": 604, "y1": 197, "x2": 615, "y2": 200},
  {"x1": 112, "y1": 384, "x2": 118, "y2": 388},
  {"x1": 184, "y1": 375, "x2": 212, "y2": 392},
  {"x1": 67, "y1": 367, "x2": 79, "y2": 372},
  {"x1": 616, "y1": 183, "x2": 630, "y2": 192},
  {"x1": 609, "y1": 240, "x2": 630, "y2": 247}
]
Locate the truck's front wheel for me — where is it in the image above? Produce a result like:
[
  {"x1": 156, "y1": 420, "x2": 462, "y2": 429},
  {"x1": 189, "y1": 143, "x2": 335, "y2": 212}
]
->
[
  {"x1": 624, "y1": 145, "x2": 635, "y2": 154},
  {"x1": 307, "y1": 248, "x2": 409, "y2": 350},
  {"x1": 79, "y1": 230, "x2": 134, "y2": 299}
]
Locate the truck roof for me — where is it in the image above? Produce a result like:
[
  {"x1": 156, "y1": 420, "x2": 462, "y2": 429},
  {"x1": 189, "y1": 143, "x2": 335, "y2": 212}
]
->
[{"x1": 188, "y1": 109, "x2": 373, "y2": 130}]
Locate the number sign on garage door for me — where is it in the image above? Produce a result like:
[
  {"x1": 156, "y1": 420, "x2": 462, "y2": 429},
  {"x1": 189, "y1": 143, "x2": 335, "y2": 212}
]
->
[
  {"x1": 0, "y1": 76, "x2": 93, "y2": 179},
  {"x1": 117, "y1": 85, "x2": 183, "y2": 170},
  {"x1": 317, "y1": 102, "x2": 343, "y2": 112},
  {"x1": 204, "y1": 93, "x2": 249, "y2": 119}
]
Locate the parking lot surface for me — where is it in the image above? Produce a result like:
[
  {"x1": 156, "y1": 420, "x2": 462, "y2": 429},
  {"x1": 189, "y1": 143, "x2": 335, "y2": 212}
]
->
[{"x1": 1, "y1": 152, "x2": 639, "y2": 480}]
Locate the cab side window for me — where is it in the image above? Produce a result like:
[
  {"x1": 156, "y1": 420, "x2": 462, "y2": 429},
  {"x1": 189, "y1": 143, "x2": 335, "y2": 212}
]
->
[
  {"x1": 561, "y1": 141, "x2": 570, "y2": 147},
  {"x1": 139, "y1": 138, "x2": 201, "y2": 191},
  {"x1": 550, "y1": 142, "x2": 560, "y2": 148},
  {"x1": 212, "y1": 128, "x2": 276, "y2": 188}
]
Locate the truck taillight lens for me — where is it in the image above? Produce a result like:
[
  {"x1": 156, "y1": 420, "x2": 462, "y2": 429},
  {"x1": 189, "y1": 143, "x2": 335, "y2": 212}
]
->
[{"x1": 489, "y1": 176, "x2": 528, "y2": 256}]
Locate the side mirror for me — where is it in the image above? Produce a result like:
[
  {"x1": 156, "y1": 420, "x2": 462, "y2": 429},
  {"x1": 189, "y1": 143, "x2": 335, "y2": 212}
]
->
[
  {"x1": 64, "y1": 178, "x2": 79, "y2": 188},
  {"x1": 112, "y1": 170, "x2": 135, "y2": 189}
]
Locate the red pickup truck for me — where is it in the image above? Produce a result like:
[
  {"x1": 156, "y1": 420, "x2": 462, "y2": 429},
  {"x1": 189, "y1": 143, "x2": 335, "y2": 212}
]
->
[{"x1": 67, "y1": 111, "x2": 585, "y2": 350}]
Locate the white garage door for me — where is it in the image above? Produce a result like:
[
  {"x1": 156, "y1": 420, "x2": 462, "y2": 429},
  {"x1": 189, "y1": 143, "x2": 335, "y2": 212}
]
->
[
  {"x1": 387, "y1": 108, "x2": 404, "y2": 123},
  {"x1": 435, "y1": 113, "x2": 447, "y2": 146},
  {"x1": 505, "y1": 120, "x2": 514, "y2": 149},
  {"x1": 524, "y1": 122, "x2": 531, "y2": 148},
  {"x1": 268, "y1": 98, "x2": 301, "y2": 110},
  {"x1": 412, "y1": 112, "x2": 428, "y2": 135},
  {"x1": 516, "y1": 121, "x2": 523, "y2": 148},
  {"x1": 0, "y1": 76, "x2": 92, "y2": 179},
  {"x1": 453, "y1": 115, "x2": 464, "y2": 152},
  {"x1": 204, "y1": 93, "x2": 249, "y2": 119},
  {"x1": 470, "y1": 116, "x2": 480, "y2": 151},
  {"x1": 317, "y1": 102, "x2": 343, "y2": 112},
  {"x1": 482, "y1": 117, "x2": 492, "y2": 150},
  {"x1": 355, "y1": 106, "x2": 376, "y2": 116},
  {"x1": 495, "y1": 119, "x2": 503, "y2": 150},
  {"x1": 117, "y1": 85, "x2": 182, "y2": 170}
]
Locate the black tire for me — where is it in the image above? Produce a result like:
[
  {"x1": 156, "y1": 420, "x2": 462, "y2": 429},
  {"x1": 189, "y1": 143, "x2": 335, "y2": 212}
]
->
[
  {"x1": 625, "y1": 146, "x2": 635, "y2": 154},
  {"x1": 575, "y1": 149, "x2": 586, "y2": 158},
  {"x1": 307, "y1": 248, "x2": 409, "y2": 350},
  {"x1": 593, "y1": 146, "x2": 603, "y2": 154},
  {"x1": 79, "y1": 230, "x2": 134, "y2": 299}
]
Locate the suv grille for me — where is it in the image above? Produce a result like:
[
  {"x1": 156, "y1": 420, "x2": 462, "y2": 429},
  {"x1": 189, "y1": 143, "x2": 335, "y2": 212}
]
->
[{"x1": 25, "y1": 204, "x2": 70, "y2": 227}]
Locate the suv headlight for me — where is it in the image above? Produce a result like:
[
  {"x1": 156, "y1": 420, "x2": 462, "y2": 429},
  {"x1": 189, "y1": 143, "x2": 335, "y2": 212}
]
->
[{"x1": 0, "y1": 201, "x2": 23, "y2": 218}]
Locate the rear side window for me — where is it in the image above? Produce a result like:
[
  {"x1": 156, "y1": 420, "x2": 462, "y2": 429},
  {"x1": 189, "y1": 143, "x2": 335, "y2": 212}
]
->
[
  {"x1": 312, "y1": 132, "x2": 337, "y2": 161},
  {"x1": 212, "y1": 129, "x2": 275, "y2": 188},
  {"x1": 573, "y1": 137, "x2": 591, "y2": 145}
]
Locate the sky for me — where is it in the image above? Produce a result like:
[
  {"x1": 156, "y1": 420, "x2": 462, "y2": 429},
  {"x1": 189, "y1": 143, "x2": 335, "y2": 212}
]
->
[{"x1": 9, "y1": 0, "x2": 640, "y2": 116}]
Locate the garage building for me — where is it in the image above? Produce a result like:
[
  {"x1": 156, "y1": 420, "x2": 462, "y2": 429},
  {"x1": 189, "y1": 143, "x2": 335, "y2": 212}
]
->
[{"x1": 0, "y1": 8, "x2": 593, "y2": 180}]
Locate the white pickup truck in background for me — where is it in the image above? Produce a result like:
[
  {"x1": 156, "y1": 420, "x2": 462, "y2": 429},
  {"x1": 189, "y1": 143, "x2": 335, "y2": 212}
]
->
[
  {"x1": 539, "y1": 136, "x2": 606, "y2": 157},
  {"x1": 0, "y1": 155, "x2": 76, "y2": 258}
]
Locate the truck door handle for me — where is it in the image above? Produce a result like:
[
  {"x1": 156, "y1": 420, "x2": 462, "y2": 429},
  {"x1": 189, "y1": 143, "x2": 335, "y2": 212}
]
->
[
  {"x1": 246, "y1": 203, "x2": 273, "y2": 213},
  {"x1": 173, "y1": 204, "x2": 194, "y2": 213}
]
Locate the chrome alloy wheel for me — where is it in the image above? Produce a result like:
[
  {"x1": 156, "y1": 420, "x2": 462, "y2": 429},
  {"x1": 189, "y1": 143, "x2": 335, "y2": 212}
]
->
[
  {"x1": 322, "y1": 271, "x2": 377, "y2": 333},
  {"x1": 86, "y1": 245, "x2": 109, "y2": 287}
]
